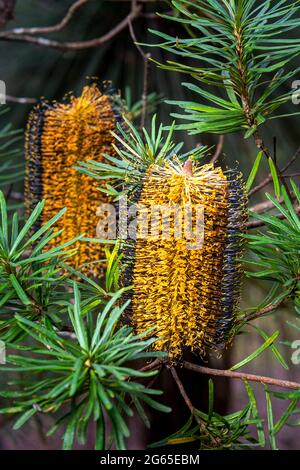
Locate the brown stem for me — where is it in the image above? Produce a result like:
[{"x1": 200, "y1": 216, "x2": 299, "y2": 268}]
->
[
  {"x1": 210, "y1": 135, "x2": 224, "y2": 164},
  {"x1": 182, "y1": 361, "x2": 300, "y2": 390},
  {"x1": 170, "y1": 367, "x2": 201, "y2": 425},
  {"x1": 234, "y1": 24, "x2": 292, "y2": 199},
  {"x1": 283, "y1": 172, "x2": 300, "y2": 178},
  {"x1": 128, "y1": 1, "x2": 151, "y2": 129},
  {"x1": 0, "y1": 8, "x2": 142, "y2": 50},
  {"x1": 5, "y1": 0, "x2": 89, "y2": 35},
  {"x1": 138, "y1": 357, "x2": 300, "y2": 390},
  {"x1": 6, "y1": 95, "x2": 37, "y2": 104},
  {"x1": 139, "y1": 357, "x2": 163, "y2": 372},
  {"x1": 253, "y1": 130, "x2": 272, "y2": 159},
  {"x1": 249, "y1": 198, "x2": 285, "y2": 214},
  {"x1": 170, "y1": 367, "x2": 220, "y2": 447},
  {"x1": 244, "y1": 299, "x2": 286, "y2": 322}
]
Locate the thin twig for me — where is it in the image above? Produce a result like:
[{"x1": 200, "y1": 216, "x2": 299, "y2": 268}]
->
[
  {"x1": 281, "y1": 172, "x2": 300, "y2": 178},
  {"x1": 182, "y1": 361, "x2": 300, "y2": 390},
  {"x1": 281, "y1": 145, "x2": 300, "y2": 173},
  {"x1": 170, "y1": 367, "x2": 204, "y2": 428},
  {"x1": 6, "y1": 95, "x2": 37, "y2": 104},
  {"x1": 0, "y1": 8, "x2": 142, "y2": 50},
  {"x1": 247, "y1": 205, "x2": 300, "y2": 229},
  {"x1": 249, "y1": 173, "x2": 274, "y2": 198},
  {"x1": 234, "y1": 17, "x2": 293, "y2": 200},
  {"x1": 210, "y1": 135, "x2": 224, "y2": 164},
  {"x1": 139, "y1": 358, "x2": 300, "y2": 390},
  {"x1": 139, "y1": 357, "x2": 164, "y2": 372},
  {"x1": 5, "y1": 0, "x2": 89, "y2": 35},
  {"x1": 170, "y1": 367, "x2": 220, "y2": 447},
  {"x1": 249, "y1": 196, "x2": 291, "y2": 214},
  {"x1": 249, "y1": 145, "x2": 300, "y2": 197},
  {"x1": 128, "y1": 1, "x2": 147, "y2": 58},
  {"x1": 7, "y1": 191, "x2": 23, "y2": 201},
  {"x1": 244, "y1": 299, "x2": 286, "y2": 322},
  {"x1": 253, "y1": 131, "x2": 293, "y2": 200},
  {"x1": 128, "y1": 0, "x2": 151, "y2": 129}
]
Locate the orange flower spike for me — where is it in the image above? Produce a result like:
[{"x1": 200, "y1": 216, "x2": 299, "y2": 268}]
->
[
  {"x1": 126, "y1": 161, "x2": 248, "y2": 360},
  {"x1": 25, "y1": 84, "x2": 124, "y2": 277}
]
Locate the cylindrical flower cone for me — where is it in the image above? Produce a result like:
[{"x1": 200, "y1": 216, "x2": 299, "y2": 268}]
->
[
  {"x1": 122, "y1": 160, "x2": 248, "y2": 359},
  {"x1": 25, "y1": 84, "x2": 124, "y2": 277}
]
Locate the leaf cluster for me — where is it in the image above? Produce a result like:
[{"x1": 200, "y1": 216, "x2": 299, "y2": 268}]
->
[
  {"x1": 246, "y1": 181, "x2": 300, "y2": 311},
  {"x1": 0, "y1": 283, "x2": 169, "y2": 450},
  {"x1": 77, "y1": 114, "x2": 208, "y2": 199},
  {"x1": 148, "y1": 0, "x2": 300, "y2": 135}
]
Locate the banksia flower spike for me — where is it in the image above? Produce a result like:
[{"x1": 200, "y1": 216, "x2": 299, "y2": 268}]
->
[
  {"x1": 77, "y1": 117, "x2": 248, "y2": 359},
  {"x1": 25, "y1": 84, "x2": 125, "y2": 276},
  {"x1": 130, "y1": 160, "x2": 247, "y2": 359}
]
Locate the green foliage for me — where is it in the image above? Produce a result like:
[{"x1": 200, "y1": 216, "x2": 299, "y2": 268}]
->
[
  {"x1": 265, "y1": 387, "x2": 300, "y2": 447},
  {"x1": 150, "y1": 330, "x2": 299, "y2": 450},
  {"x1": 246, "y1": 181, "x2": 300, "y2": 311},
  {"x1": 77, "y1": 114, "x2": 208, "y2": 198},
  {"x1": 230, "y1": 330, "x2": 280, "y2": 371},
  {"x1": 0, "y1": 108, "x2": 23, "y2": 197},
  {"x1": 151, "y1": 381, "x2": 266, "y2": 449},
  {"x1": 148, "y1": 0, "x2": 300, "y2": 135},
  {"x1": 0, "y1": 191, "x2": 84, "y2": 343},
  {"x1": 0, "y1": 186, "x2": 169, "y2": 450},
  {"x1": 0, "y1": 282, "x2": 169, "y2": 450},
  {"x1": 124, "y1": 89, "x2": 163, "y2": 122},
  {"x1": 246, "y1": 151, "x2": 263, "y2": 192}
]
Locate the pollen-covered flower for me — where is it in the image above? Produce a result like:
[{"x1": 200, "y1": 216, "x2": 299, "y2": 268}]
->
[
  {"x1": 25, "y1": 84, "x2": 124, "y2": 276},
  {"x1": 124, "y1": 160, "x2": 248, "y2": 359}
]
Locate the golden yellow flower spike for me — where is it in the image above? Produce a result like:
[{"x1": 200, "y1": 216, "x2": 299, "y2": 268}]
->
[
  {"x1": 125, "y1": 160, "x2": 247, "y2": 359},
  {"x1": 25, "y1": 84, "x2": 124, "y2": 276}
]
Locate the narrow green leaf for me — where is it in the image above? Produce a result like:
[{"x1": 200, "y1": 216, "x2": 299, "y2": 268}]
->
[
  {"x1": 95, "y1": 411, "x2": 105, "y2": 450},
  {"x1": 246, "y1": 151, "x2": 263, "y2": 192},
  {"x1": 0, "y1": 191, "x2": 8, "y2": 249},
  {"x1": 9, "y1": 274, "x2": 31, "y2": 305},
  {"x1": 70, "y1": 358, "x2": 84, "y2": 396},
  {"x1": 265, "y1": 387, "x2": 278, "y2": 450},
  {"x1": 230, "y1": 331, "x2": 280, "y2": 371},
  {"x1": 207, "y1": 379, "x2": 214, "y2": 423},
  {"x1": 13, "y1": 408, "x2": 37, "y2": 430},
  {"x1": 268, "y1": 158, "x2": 281, "y2": 199},
  {"x1": 62, "y1": 411, "x2": 78, "y2": 450},
  {"x1": 9, "y1": 201, "x2": 45, "y2": 256},
  {"x1": 251, "y1": 325, "x2": 288, "y2": 370},
  {"x1": 274, "y1": 398, "x2": 299, "y2": 434}
]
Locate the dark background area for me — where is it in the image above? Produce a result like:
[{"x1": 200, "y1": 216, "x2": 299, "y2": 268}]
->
[{"x1": 0, "y1": 0, "x2": 299, "y2": 450}]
